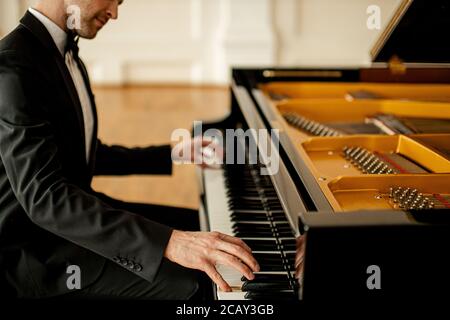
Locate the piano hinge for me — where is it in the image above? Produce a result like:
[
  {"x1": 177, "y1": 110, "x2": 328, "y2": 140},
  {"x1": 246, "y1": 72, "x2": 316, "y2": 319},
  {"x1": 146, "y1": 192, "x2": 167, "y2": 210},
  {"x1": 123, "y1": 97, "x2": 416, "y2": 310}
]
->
[{"x1": 388, "y1": 55, "x2": 407, "y2": 75}]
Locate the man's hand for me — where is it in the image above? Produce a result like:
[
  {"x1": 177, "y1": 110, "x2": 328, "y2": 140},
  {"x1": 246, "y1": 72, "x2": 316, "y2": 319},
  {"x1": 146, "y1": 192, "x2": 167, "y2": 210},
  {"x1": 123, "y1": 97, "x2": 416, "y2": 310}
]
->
[
  {"x1": 172, "y1": 136, "x2": 224, "y2": 169},
  {"x1": 164, "y1": 230, "x2": 260, "y2": 292}
]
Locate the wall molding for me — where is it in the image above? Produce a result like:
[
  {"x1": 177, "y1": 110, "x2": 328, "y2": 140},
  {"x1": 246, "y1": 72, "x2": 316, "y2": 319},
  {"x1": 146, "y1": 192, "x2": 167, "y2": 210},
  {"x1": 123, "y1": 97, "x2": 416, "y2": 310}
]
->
[{"x1": 80, "y1": 0, "x2": 277, "y2": 85}]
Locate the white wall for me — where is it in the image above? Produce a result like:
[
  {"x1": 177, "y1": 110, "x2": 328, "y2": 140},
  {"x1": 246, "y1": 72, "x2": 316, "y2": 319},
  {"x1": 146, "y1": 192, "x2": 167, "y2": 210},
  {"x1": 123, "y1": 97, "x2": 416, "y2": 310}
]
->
[
  {"x1": 81, "y1": 0, "x2": 275, "y2": 85},
  {"x1": 0, "y1": 0, "x2": 402, "y2": 85},
  {"x1": 0, "y1": 0, "x2": 29, "y2": 36},
  {"x1": 274, "y1": 0, "x2": 402, "y2": 67}
]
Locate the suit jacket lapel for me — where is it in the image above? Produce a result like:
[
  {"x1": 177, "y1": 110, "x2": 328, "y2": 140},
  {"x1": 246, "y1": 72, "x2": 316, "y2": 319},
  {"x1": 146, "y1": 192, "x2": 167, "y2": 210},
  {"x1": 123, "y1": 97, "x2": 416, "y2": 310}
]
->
[{"x1": 20, "y1": 12, "x2": 88, "y2": 166}]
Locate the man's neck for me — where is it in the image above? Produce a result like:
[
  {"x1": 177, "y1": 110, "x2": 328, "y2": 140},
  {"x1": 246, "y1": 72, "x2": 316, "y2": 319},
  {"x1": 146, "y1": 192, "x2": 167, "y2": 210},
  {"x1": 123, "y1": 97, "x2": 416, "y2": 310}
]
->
[{"x1": 33, "y1": 1, "x2": 68, "y2": 32}]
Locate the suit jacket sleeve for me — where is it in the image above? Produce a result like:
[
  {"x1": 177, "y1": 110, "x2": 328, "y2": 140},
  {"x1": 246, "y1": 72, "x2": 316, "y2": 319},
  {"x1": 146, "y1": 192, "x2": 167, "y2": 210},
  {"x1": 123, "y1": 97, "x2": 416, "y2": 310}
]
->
[
  {"x1": 0, "y1": 52, "x2": 172, "y2": 284},
  {"x1": 94, "y1": 141, "x2": 173, "y2": 176}
]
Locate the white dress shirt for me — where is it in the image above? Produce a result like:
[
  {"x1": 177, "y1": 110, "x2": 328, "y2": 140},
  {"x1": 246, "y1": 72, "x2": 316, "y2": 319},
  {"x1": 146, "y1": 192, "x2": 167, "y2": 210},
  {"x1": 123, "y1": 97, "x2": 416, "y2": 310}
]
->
[{"x1": 29, "y1": 8, "x2": 94, "y2": 164}]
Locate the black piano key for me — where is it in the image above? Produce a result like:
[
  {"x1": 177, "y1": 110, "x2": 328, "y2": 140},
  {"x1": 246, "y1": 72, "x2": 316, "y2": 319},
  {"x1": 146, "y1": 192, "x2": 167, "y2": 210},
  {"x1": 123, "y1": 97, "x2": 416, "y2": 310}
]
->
[
  {"x1": 232, "y1": 224, "x2": 273, "y2": 230},
  {"x1": 249, "y1": 244, "x2": 279, "y2": 251},
  {"x1": 241, "y1": 274, "x2": 291, "y2": 282},
  {"x1": 234, "y1": 230, "x2": 277, "y2": 237},
  {"x1": 231, "y1": 209, "x2": 268, "y2": 214},
  {"x1": 231, "y1": 216, "x2": 287, "y2": 223},
  {"x1": 276, "y1": 230, "x2": 296, "y2": 237},
  {"x1": 243, "y1": 240, "x2": 279, "y2": 251},
  {"x1": 233, "y1": 221, "x2": 290, "y2": 227},
  {"x1": 253, "y1": 252, "x2": 283, "y2": 257},
  {"x1": 228, "y1": 198, "x2": 266, "y2": 204},
  {"x1": 258, "y1": 265, "x2": 287, "y2": 272},
  {"x1": 254, "y1": 256, "x2": 284, "y2": 264},
  {"x1": 244, "y1": 291, "x2": 298, "y2": 301},
  {"x1": 231, "y1": 211, "x2": 286, "y2": 218},
  {"x1": 280, "y1": 242, "x2": 297, "y2": 251},
  {"x1": 229, "y1": 204, "x2": 266, "y2": 210},
  {"x1": 242, "y1": 282, "x2": 292, "y2": 292},
  {"x1": 231, "y1": 215, "x2": 271, "y2": 222}
]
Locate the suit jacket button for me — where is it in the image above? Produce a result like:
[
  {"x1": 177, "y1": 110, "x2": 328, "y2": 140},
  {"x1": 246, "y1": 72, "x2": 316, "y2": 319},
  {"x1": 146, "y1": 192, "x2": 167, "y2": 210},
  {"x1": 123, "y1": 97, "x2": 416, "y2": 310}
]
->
[
  {"x1": 133, "y1": 264, "x2": 143, "y2": 272},
  {"x1": 127, "y1": 261, "x2": 135, "y2": 269},
  {"x1": 113, "y1": 256, "x2": 120, "y2": 263},
  {"x1": 120, "y1": 259, "x2": 128, "y2": 266}
]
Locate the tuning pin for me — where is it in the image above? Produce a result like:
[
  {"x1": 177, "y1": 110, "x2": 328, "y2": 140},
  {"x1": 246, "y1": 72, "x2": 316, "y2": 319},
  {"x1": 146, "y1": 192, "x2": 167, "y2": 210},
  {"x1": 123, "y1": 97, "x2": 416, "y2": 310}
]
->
[
  {"x1": 403, "y1": 194, "x2": 415, "y2": 208},
  {"x1": 343, "y1": 146, "x2": 353, "y2": 156},
  {"x1": 310, "y1": 123, "x2": 320, "y2": 135},
  {"x1": 296, "y1": 117, "x2": 305, "y2": 128},
  {"x1": 353, "y1": 148, "x2": 366, "y2": 161},
  {"x1": 315, "y1": 125, "x2": 325, "y2": 136},
  {"x1": 350, "y1": 147, "x2": 361, "y2": 158},
  {"x1": 317, "y1": 124, "x2": 327, "y2": 135},
  {"x1": 305, "y1": 121, "x2": 315, "y2": 132},
  {"x1": 358, "y1": 152, "x2": 371, "y2": 164},
  {"x1": 367, "y1": 158, "x2": 381, "y2": 172},
  {"x1": 379, "y1": 164, "x2": 390, "y2": 174},
  {"x1": 389, "y1": 187, "x2": 395, "y2": 198}
]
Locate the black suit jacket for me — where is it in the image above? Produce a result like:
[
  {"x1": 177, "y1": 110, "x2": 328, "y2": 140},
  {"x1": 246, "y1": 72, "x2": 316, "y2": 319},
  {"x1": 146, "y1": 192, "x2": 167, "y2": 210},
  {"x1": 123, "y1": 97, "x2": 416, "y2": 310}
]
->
[{"x1": 0, "y1": 12, "x2": 175, "y2": 298}]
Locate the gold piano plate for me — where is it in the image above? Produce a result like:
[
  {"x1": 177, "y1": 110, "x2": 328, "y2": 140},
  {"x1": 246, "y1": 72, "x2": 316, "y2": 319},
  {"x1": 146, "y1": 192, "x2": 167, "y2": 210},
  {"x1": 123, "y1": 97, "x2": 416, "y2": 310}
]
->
[
  {"x1": 328, "y1": 175, "x2": 450, "y2": 212},
  {"x1": 301, "y1": 135, "x2": 450, "y2": 179}
]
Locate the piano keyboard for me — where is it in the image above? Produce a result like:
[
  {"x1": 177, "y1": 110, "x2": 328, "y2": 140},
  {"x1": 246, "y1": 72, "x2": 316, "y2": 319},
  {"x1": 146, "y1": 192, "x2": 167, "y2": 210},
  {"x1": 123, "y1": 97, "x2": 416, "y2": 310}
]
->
[{"x1": 204, "y1": 164, "x2": 299, "y2": 300}]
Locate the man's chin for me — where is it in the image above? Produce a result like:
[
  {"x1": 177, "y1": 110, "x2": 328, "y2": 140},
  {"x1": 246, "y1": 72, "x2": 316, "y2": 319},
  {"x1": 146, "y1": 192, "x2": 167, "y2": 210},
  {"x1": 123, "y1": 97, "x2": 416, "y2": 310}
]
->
[{"x1": 78, "y1": 29, "x2": 98, "y2": 40}]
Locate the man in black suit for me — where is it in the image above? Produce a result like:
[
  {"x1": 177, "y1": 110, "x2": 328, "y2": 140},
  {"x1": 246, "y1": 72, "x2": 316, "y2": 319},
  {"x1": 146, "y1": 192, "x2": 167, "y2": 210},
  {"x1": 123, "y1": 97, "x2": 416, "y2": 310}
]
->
[{"x1": 0, "y1": 0, "x2": 259, "y2": 299}]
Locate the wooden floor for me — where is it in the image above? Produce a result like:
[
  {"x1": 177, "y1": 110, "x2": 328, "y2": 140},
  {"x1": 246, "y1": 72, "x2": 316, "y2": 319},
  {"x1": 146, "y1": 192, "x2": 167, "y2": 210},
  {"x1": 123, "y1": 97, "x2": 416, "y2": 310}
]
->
[{"x1": 91, "y1": 86, "x2": 230, "y2": 209}]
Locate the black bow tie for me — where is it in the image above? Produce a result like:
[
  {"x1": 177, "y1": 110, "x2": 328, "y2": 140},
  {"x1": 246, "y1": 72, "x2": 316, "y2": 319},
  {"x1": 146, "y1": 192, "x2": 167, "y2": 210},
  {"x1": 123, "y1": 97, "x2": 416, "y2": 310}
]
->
[{"x1": 65, "y1": 32, "x2": 79, "y2": 59}]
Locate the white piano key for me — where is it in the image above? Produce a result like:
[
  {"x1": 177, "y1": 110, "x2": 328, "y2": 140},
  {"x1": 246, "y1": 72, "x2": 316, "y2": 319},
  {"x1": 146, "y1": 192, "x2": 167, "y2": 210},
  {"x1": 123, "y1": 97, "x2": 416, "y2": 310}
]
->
[
  {"x1": 204, "y1": 169, "x2": 246, "y2": 294},
  {"x1": 216, "y1": 264, "x2": 244, "y2": 288},
  {"x1": 217, "y1": 291, "x2": 246, "y2": 300},
  {"x1": 204, "y1": 169, "x2": 234, "y2": 236}
]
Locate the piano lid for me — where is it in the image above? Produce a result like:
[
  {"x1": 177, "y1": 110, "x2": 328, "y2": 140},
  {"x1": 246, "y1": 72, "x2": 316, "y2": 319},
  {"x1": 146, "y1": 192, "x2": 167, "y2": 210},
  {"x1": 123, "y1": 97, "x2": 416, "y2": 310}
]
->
[{"x1": 371, "y1": 0, "x2": 450, "y2": 64}]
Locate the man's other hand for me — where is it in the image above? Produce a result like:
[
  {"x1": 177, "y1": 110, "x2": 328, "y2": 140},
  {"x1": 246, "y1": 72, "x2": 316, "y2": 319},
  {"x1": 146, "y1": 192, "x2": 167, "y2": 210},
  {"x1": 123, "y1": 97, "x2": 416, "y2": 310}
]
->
[{"x1": 172, "y1": 136, "x2": 224, "y2": 169}]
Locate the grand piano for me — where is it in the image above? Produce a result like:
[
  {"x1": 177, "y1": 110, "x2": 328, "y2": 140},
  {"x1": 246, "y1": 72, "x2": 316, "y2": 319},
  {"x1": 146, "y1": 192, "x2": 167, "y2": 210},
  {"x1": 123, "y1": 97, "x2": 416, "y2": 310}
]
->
[{"x1": 196, "y1": 0, "x2": 450, "y2": 300}]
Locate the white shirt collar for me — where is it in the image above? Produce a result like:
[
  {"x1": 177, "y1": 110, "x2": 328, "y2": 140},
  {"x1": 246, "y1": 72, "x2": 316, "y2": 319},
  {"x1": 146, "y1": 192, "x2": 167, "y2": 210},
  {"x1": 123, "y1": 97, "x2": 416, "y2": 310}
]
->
[{"x1": 28, "y1": 7, "x2": 67, "y2": 56}]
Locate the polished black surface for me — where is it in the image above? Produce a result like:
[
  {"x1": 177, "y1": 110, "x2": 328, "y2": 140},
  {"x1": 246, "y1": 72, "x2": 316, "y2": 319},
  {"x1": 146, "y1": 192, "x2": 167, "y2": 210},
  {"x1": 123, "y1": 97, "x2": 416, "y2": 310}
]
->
[{"x1": 373, "y1": 0, "x2": 450, "y2": 63}]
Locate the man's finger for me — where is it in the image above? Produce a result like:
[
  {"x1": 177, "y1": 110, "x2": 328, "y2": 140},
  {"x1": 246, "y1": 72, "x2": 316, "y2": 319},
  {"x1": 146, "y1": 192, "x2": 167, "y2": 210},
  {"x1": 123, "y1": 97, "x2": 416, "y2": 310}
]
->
[
  {"x1": 218, "y1": 233, "x2": 252, "y2": 253},
  {"x1": 215, "y1": 241, "x2": 260, "y2": 272},
  {"x1": 215, "y1": 251, "x2": 255, "y2": 281},
  {"x1": 204, "y1": 264, "x2": 231, "y2": 292}
]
